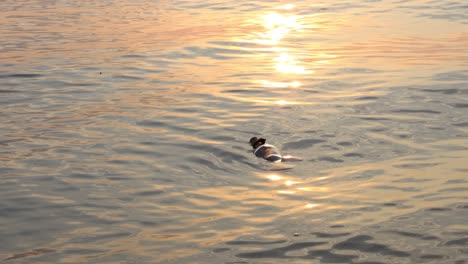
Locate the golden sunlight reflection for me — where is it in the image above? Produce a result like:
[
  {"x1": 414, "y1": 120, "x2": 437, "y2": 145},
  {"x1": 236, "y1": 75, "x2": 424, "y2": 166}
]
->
[
  {"x1": 278, "y1": 190, "x2": 296, "y2": 194},
  {"x1": 265, "y1": 174, "x2": 301, "y2": 186},
  {"x1": 250, "y1": 98, "x2": 304, "y2": 106},
  {"x1": 274, "y1": 52, "x2": 313, "y2": 74},
  {"x1": 284, "y1": 180, "x2": 300, "y2": 186},
  {"x1": 278, "y1": 4, "x2": 296, "y2": 10},
  {"x1": 255, "y1": 13, "x2": 302, "y2": 45},
  {"x1": 221, "y1": 96, "x2": 307, "y2": 106},
  {"x1": 297, "y1": 186, "x2": 329, "y2": 192},
  {"x1": 305, "y1": 203, "x2": 319, "y2": 209},
  {"x1": 266, "y1": 174, "x2": 282, "y2": 181},
  {"x1": 259, "y1": 80, "x2": 301, "y2": 88},
  {"x1": 275, "y1": 99, "x2": 294, "y2": 106},
  {"x1": 246, "y1": 5, "x2": 316, "y2": 96},
  {"x1": 314, "y1": 176, "x2": 330, "y2": 181},
  {"x1": 260, "y1": 172, "x2": 329, "y2": 209}
]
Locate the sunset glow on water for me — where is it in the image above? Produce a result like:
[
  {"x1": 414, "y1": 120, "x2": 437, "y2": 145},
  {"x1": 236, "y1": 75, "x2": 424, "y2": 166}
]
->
[{"x1": 0, "y1": 0, "x2": 467, "y2": 263}]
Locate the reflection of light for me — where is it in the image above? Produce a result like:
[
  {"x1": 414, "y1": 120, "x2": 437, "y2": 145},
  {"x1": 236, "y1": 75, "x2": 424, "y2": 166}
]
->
[
  {"x1": 315, "y1": 54, "x2": 338, "y2": 64},
  {"x1": 274, "y1": 53, "x2": 312, "y2": 74},
  {"x1": 279, "y1": 4, "x2": 295, "y2": 10},
  {"x1": 316, "y1": 60, "x2": 331, "y2": 64},
  {"x1": 318, "y1": 53, "x2": 338, "y2": 58},
  {"x1": 285, "y1": 180, "x2": 300, "y2": 186},
  {"x1": 259, "y1": 80, "x2": 301, "y2": 88},
  {"x1": 305, "y1": 203, "x2": 319, "y2": 208},
  {"x1": 309, "y1": 176, "x2": 330, "y2": 182},
  {"x1": 275, "y1": 100, "x2": 298, "y2": 106},
  {"x1": 278, "y1": 190, "x2": 296, "y2": 194},
  {"x1": 266, "y1": 174, "x2": 282, "y2": 181},
  {"x1": 276, "y1": 100, "x2": 288, "y2": 105},
  {"x1": 252, "y1": 99, "x2": 305, "y2": 106},
  {"x1": 297, "y1": 187, "x2": 329, "y2": 192},
  {"x1": 255, "y1": 13, "x2": 302, "y2": 45},
  {"x1": 263, "y1": 13, "x2": 300, "y2": 30}
]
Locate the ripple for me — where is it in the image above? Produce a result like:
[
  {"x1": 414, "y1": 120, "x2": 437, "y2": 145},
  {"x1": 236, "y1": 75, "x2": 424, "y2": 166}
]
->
[
  {"x1": 236, "y1": 242, "x2": 327, "y2": 259},
  {"x1": 445, "y1": 238, "x2": 468, "y2": 246},
  {"x1": 0, "y1": 73, "x2": 43, "y2": 79},
  {"x1": 68, "y1": 173, "x2": 96, "y2": 179},
  {"x1": 71, "y1": 232, "x2": 133, "y2": 244},
  {"x1": 137, "y1": 120, "x2": 199, "y2": 134},
  {"x1": 212, "y1": 247, "x2": 230, "y2": 253},
  {"x1": 452, "y1": 103, "x2": 468, "y2": 108},
  {"x1": 422, "y1": 87, "x2": 461, "y2": 94},
  {"x1": 1, "y1": 0, "x2": 468, "y2": 263},
  {"x1": 187, "y1": 156, "x2": 232, "y2": 172},
  {"x1": 318, "y1": 157, "x2": 344, "y2": 163},
  {"x1": 433, "y1": 70, "x2": 468, "y2": 81},
  {"x1": 0, "y1": 89, "x2": 22, "y2": 93},
  {"x1": 355, "y1": 96, "x2": 380, "y2": 100},
  {"x1": 310, "y1": 232, "x2": 351, "y2": 238},
  {"x1": 453, "y1": 122, "x2": 468, "y2": 127},
  {"x1": 134, "y1": 190, "x2": 165, "y2": 197},
  {"x1": 226, "y1": 240, "x2": 286, "y2": 245},
  {"x1": 393, "y1": 162, "x2": 440, "y2": 169},
  {"x1": 343, "y1": 152, "x2": 364, "y2": 158},
  {"x1": 3, "y1": 248, "x2": 55, "y2": 261},
  {"x1": 333, "y1": 235, "x2": 410, "y2": 257},
  {"x1": 384, "y1": 230, "x2": 439, "y2": 240},
  {"x1": 283, "y1": 139, "x2": 326, "y2": 149},
  {"x1": 392, "y1": 109, "x2": 441, "y2": 114},
  {"x1": 426, "y1": 207, "x2": 452, "y2": 212}
]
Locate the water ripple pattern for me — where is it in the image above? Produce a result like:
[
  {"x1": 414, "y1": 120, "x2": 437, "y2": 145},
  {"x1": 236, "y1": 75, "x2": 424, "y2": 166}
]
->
[{"x1": 0, "y1": 0, "x2": 467, "y2": 263}]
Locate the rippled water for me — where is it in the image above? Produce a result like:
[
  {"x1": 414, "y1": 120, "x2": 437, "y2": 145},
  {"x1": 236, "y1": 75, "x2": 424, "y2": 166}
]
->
[{"x1": 1, "y1": 0, "x2": 468, "y2": 263}]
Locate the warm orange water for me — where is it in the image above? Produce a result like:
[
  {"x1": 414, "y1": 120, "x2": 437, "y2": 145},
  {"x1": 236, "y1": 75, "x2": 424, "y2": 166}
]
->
[{"x1": 1, "y1": 0, "x2": 467, "y2": 263}]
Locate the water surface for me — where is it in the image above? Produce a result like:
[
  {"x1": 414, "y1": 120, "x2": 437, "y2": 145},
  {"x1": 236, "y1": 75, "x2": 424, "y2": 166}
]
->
[{"x1": 1, "y1": 0, "x2": 468, "y2": 263}]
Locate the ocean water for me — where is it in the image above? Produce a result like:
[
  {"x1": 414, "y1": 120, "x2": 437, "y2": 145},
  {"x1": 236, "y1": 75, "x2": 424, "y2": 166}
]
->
[{"x1": 1, "y1": 0, "x2": 467, "y2": 263}]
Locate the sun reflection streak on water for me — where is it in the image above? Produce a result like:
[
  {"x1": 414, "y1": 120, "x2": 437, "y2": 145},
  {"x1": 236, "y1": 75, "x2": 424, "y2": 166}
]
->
[
  {"x1": 262, "y1": 173, "x2": 329, "y2": 210},
  {"x1": 259, "y1": 80, "x2": 301, "y2": 88},
  {"x1": 278, "y1": 4, "x2": 296, "y2": 10},
  {"x1": 274, "y1": 52, "x2": 313, "y2": 74},
  {"x1": 246, "y1": 4, "x2": 315, "y2": 97},
  {"x1": 266, "y1": 174, "x2": 282, "y2": 181},
  {"x1": 258, "y1": 11, "x2": 311, "y2": 76},
  {"x1": 2, "y1": 0, "x2": 467, "y2": 262},
  {"x1": 254, "y1": 12, "x2": 302, "y2": 45},
  {"x1": 274, "y1": 99, "x2": 294, "y2": 106},
  {"x1": 305, "y1": 203, "x2": 319, "y2": 209},
  {"x1": 255, "y1": 99, "x2": 303, "y2": 106}
]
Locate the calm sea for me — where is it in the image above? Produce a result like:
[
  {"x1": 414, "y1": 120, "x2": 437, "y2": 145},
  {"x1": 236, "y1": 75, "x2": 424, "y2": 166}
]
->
[{"x1": 1, "y1": 0, "x2": 467, "y2": 263}]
